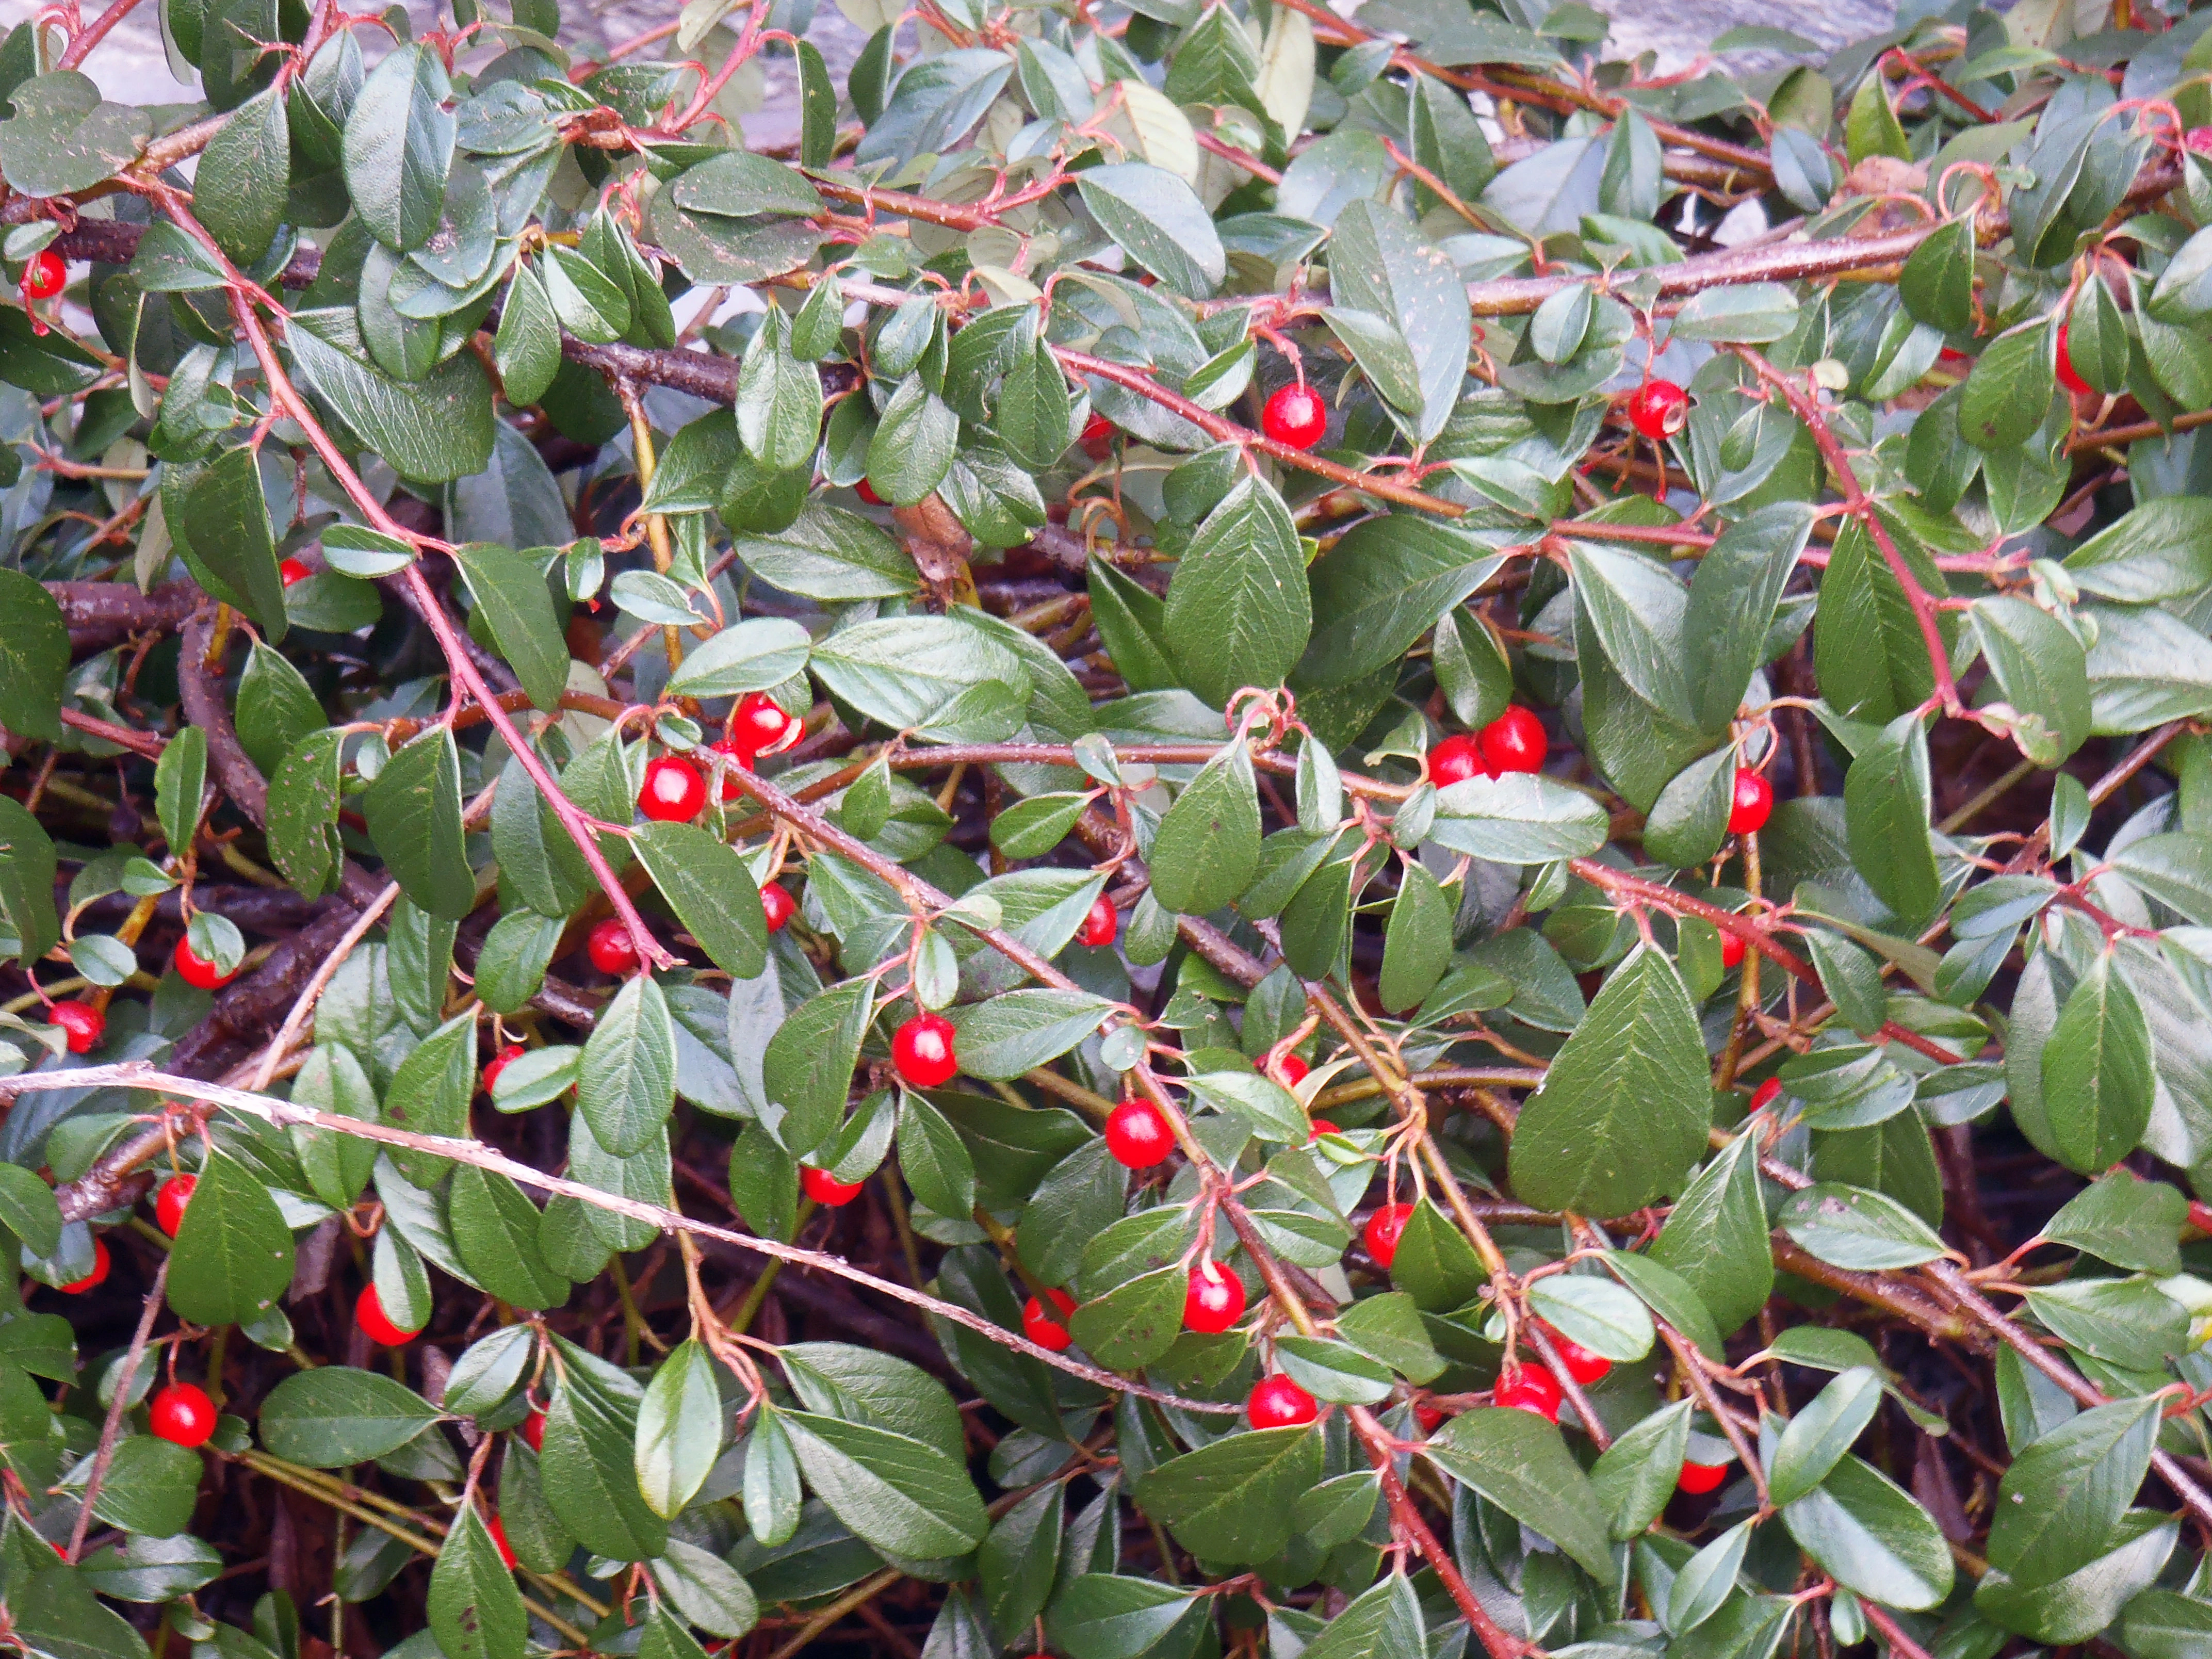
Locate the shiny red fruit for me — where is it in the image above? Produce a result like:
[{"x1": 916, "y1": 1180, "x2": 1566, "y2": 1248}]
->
[
  {"x1": 1104, "y1": 1098, "x2": 1173, "y2": 1168},
  {"x1": 1626, "y1": 379, "x2": 1689, "y2": 440},
  {"x1": 148, "y1": 1382, "x2": 217, "y2": 1448},
  {"x1": 487, "y1": 1514, "x2": 518, "y2": 1570},
  {"x1": 731, "y1": 692, "x2": 802, "y2": 760},
  {"x1": 585, "y1": 918, "x2": 640, "y2": 977},
  {"x1": 1022, "y1": 1288, "x2": 1077, "y2": 1351},
  {"x1": 1678, "y1": 1458, "x2": 1730, "y2": 1495},
  {"x1": 1077, "y1": 894, "x2": 1118, "y2": 949},
  {"x1": 1274, "y1": 1054, "x2": 1309, "y2": 1089},
  {"x1": 1413, "y1": 1401, "x2": 1445, "y2": 1434},
  {"x1": 59, "y1": 1237, "x2": 109, "y2": 1294},
  {"x1": 356, "y1": 1283, "x2": 420, "y2": 1347},
  {"x1": 1537, "y1": 1322, "x2": 1611, "y2": 1386},
  {"x1": 1728, "y1": 768, "x2": 1772, "y2": 836},
  {"x1": 1429, "y1": 734, "x2": 1488, "y2": 787},
  {"x1": 1246, "y1": 1374, "x2": 1320, "y2": 1428},
  {"x1": 892, "y1": 1011, "x2": 958, "y2": 1088},
  {"x1": 855, "y1": 478, "x2": 884, "y2": 505},
  {"x1": 801, "y1": 1164, "x2": 865, "y2": 1206},
  {"x1": 279, "y1": 557, "x2": 312, "y2": 587},
  {"x1": 1477, "y1": 706, "x2": 1547, "y2": 775},
  {"x1": 50, "y1": 1000, "x2": 103, "y2": 1053},
  {"x1": 20, "y1": 250, "x2": 63, "y2": 300},
  {"x1": 638, "y1": 755, "x2": 708, "y2": 822},
  {"x1": 155, "y1": 1175, "x2": 196, "y2": 1237},
  {"x1": 518, "y1": 1410, "x2": 546, "y2": 1452},
  {"x1": 1261, "y1": 382, "x2": 1327, "y2": 450},
  {"x1": 173, "y1": 934, "x2": 238, "y2": 990},
  {"x1": 1495, "y1": 1365, "x2": 1562, "y2": 1422},
  {"x1": 1080, "y1": 412, "x2": 1115, "y2": 460},
  {"x1": 760, "y1": 883, "x2": 796, "y2": 932},
  {"x1": 2056, "y1": 322, "x2": 2092, "y2": 397},
  {"x1": 1719, "y1": 931, "x2": 1748, "y2": 970},
  {"x1": 1183, "y1": 1261, "x2": 1247, "y2": 1333},
  {"x1": 482, "y1": 1043, "x2": 523, "y2": 1097},
  {"x1": 1749, "y1": 1078, "x2": 1782, "y2": 1112},
  {"x1": 1307, "y1": 1117, "x2": 1339, "y2": 1140},
  {"x1": 709, "y1": 737, "x2": 752, "y2": 801},
  {"x1": 1364, "y1": 1202, "x2": 1413, "y2": 1268}
]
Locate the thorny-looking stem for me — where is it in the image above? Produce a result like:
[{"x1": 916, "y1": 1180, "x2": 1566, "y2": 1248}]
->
[{"x1": 66, "y1": 1257, "x2": 170, "y2": 1562}]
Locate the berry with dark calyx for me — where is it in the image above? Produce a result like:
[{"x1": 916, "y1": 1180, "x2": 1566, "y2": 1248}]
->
[
  {"x1": 1429, "y1": 734, "x2": 1488, "y2": 787},
  {"x1": 1477, "y1": 706, "x2": 1547, "y2": 775},
  {"x1": 585, "y1": 918, "x2": 641, "y2": 977},
  {"x1": 50, "y1": 1000, "x2": 104, "y2": 1054},
  {"x1": 730, "y1": 692, "x2": 802, "y2": 760},
  {"x1": 1626, "y1": 379, "x2": 1689, "y2": 440},
  {"x1": 518, "y1": 1410, "x2": 546, "y2": 1452},
  {"x1": 155, "y1": 1174, "x2": 197, "y2": 1237},
  {"x1": 1104, "y1": 1098, "x2": 1174, "y2": 1168},
  {"x1": 760, "y1": 882, "x2": 796, "y2": 932},
  {"x1": 1720, "y1": 931, "x2": 1747, "y2": 970},
  {"x1": 1077, "y1": 893, "x2": 1118, "y2": 949},
  {"x1": 1246, "y1": 1374, "x2": 1320, "y2": 1428},
  {"x1": 1081, "y1": 412, "x2": 1115, "y2": 460},
  {"x1": 800, "y1": 1165, "x2": 865, "y2": 1207},
  {"x1": 1364, "y1": 1202, "x2": 1414, "y2": 1268},
  {"x1": 20, "y1": 250, "x2": 63, "y2": 300},
  {"x1": 892, "y1": 1011, "x2": 959, "y2": 1088},
  {"x1": 148, "y1": 1383, "x2": 217, "y2": 1449},
  {"x1": 59, "y1": 1237, "x2": 109, "y2": 1294},
  {"x1": 2056, "y1": 321, "x2": 2093, "y2": 397},
  {"x1": 1677, "y1": 1458, "x2": 1730, "y2": 1495},
  {"x1": 1728, "y1": 768, "x2": 1772, "y2": 836},
  {"x1": 1749, "y1": 1078, "x2": 1782, "y2": 1112},
  {"x1": 487, "y1": 1514, "x2": 518, "y2": 1570},
  {"x1": 279, "y1": 558, "x2": 312, "y2": 587},
  {"x1": 1273, "y1": 1053, "x2": 1309, "y2": 1089},
  {"x1": 1022, "y1": 1288, "x2": 1077, "y2": 1351},
  {"x1": 1183, "y1": 1261, "x2": 1247, "y2": 1333},
  {"x1": 638, "y1": 754, "x2": 708, "y2": 822},
  {"x1": 1495, "y1": 1365, "x2": 1562, "y2": 1422},
  {"x1": 1536, "y1": 1321, "x2": 1611, "y2": 1386},
  {"x1": 1260, "y1": 382, "x2": 1327, "y2": 450},
  {"x1": 356, "y1": 1283, "x2": 420, "y2": 1347},
  {"x1": 173, "y1": 934, "x2": 238, "y2": 990},
  {"x1": 482, "y1": 1043, "x2": 523, "y2": 1097}
]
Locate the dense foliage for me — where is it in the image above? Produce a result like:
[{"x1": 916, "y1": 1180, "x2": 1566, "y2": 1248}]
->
[{"x1": 11, "y1": 0, "x2": 2212, "y2": 1653}]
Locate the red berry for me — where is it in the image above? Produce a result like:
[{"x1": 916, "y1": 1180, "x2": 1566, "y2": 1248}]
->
[
  {"x1": 800, "y1": 1164, "x2": 865, "y2": 1207},
  {"x1": 59, "y1": 1237, "x2": 109, "y2": 1294},
  {"x1": 482, "y1": 1043, "x2": 524, "y2": 1097},
  {"x1": 173, "y1": 934, "x2": 238, "y2": 990},
  {"x1": 1495, "y1": 1365, "x2": 1562, "y2": 1422},
  {"x1": 708, "y1": 736, "x2": 755, "y2": 801},
  {"x1": 1477, "y1": 706, "x2": 1547, "y2": 775},
  {"x1": 487, "y1": 1514, "x2": 518, "y2": 1570},
  {"x1": 1247, "y1": 1374, "x2": 1321, "y2": 1428},
  {"x1": 155, "y1": 1175, "x2": 197, "y2": 1237},
  {"x1": 518, "y1": 1410, "x2": 545, "y2": 1452},
  {"x1": 638, "y1": 755, "x2": 707, "y2": 822},
  {"x1": 1429, "y1": 734, "x2": 1488, "y2": 788},
  {"x1": 1260, "y1": 382, "x2": 1327, "y2": 450},
  {"x1": 1677, "y1": 1458, "x2": 1730, "y2": 1495},
  {"x1": 20, "y1": 250, "x2": 63, "y2": 301},
  {"x1": 1413, "y1": 1401, "x2": 1445, "y2": 1434},
  {"x1": 1076, "y1": 894, "x2": 1118, "y2": 950},
  {"x1": 148, "y1": 1382, "x2": 217, "y2": 1449},
  {"x1": 1022, "y1": 1288, "x2": 1077, "y2": 1351},
  {"x1": 1625, "y1": 379, "x2": 1689, "y2": 441},
  {"x1": 356, "y1": 1283, "x2": 420, "y2": 1347},
  {"x1": 1274, "y1": 1054, "x2": 1310, "y2": 1089},
  {"x1": 1537, "y1": 1322, "x2": 1611, "y2": 1386},
  {"x1": 855, "y1": 478, "x2": 884, "y2": 505},
  {"x1": 1080, "y1": 412, "x2": 1115, "y2": 461},
  {"x1": 1103, "y1": 1098, "x2": 1174, "y2": 1168},
  {"x1": 279, "y1": 557, "x2": 312, "y2": 587},
  {"x1": 730, "y1": 692, "x2": 802, "y2": 760},
  {"x1": 892, "y1": 1011, "x2": 959, "y2": 1088},
  {"x1": 50, "y1": 1000, "x2": 103, "y2": 1054},
  {"x1": 1720, "y1": 931, "x2": 1748, "y2": 970},
  {"x1": 585, "y1": 918, "x2": 640, "y2": 977},
  {"x1": 1364, "y1": 1202, "x2": 1414, "y2": 1268},
  {"x1": 2189, "y1": 126, "x2": 2212, "y2": 156},
  {"x1": 1749, "y1": 1078, "x2": 1782, "y2": 1112},
  {"x1": 1728, "y1": 768, "x2": 1772, "y2": 836},
  {"x1": 760, "y1": 883, "x2": 796, "y2": 932},
  {"x1": 1307, "y1": 1117, "x2": 1339, "y2": 1140},
  {"x1": 1183, "y1": 1261, "x2": 1247, "y2": 1333},
  {"x1": 2056, "y1": 321, "x2": 2092, "y2": 397}
]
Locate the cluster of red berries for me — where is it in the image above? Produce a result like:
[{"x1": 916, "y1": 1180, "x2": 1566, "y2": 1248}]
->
[
  {"x1": 631, "y1": 693, "x2": 806, "y2": 830},
  {"x1": 789, "y1": 1010, "x2": 963, "y2": 1204},
  {"x1": 1430, "y1": 705, "x2": 1548, "y2": 786}
]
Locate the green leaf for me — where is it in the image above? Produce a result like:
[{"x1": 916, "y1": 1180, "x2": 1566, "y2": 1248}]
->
[
  {"x1": 2065, "y1": 499, "x2": 2212, "y2": 603},
  {"x1": 1508, "y1": 943, "x2": 1711, "y2": 1216},
  {"x1": 1150, "y1": 739, "x2": 1261, "y2": 915},
  {"x1": 1900, "y1": 217, "x2": 1975, "y2": 332},
  {"x1": 2120, "y1": 1588, "x2": 2212, "y2": 1659},
  {"x1": 1046, "y1": 1576, "x2": 1201, "y2": 1659},
  {"x1": 381, "y1": 1013, "x2": 475, "y2": 1185},
  {"x1": 1843, "y1": 710, "x2": 1942, "y2": 930},
  {"x1": 1960, "y1": 318, "x2": 2058, "y2": 451},
  {"x1": 665, "y1": 616, "x2": 812, "y2": 699},
  {"x1": 578, "y1": 973, "x2": 678, "y2": 1158},
  {"x1": 1427, "y1": 772, "x2": 1610, "y2": 864},
  {"x1": 197, "y1": 86, "x2": 289, "y2": 265},
  {"x1": 1076, "y1": 162, "x2": 1224, "y2": 298},
  {"x1": 980, "y1": 1482, "x2": 1063, "y2": 1638},
  {"x1": 0, "y1": 794, "x2": 57, "y2": 968},
  {"x1": 0, "y1": 568, "x2": 67, "y2": 745},
  {"x1": 1378, "y1": 859, "x2": 1453, "y2": 1014},
  {"x1": 1163, "y1": 477, "x2": 1311, "y2": 708},
  {"x1": 364, "y1": 728, "x2": 475, "y2": 921},
  {"x1": 780, "y1": 1409, "x2": 988, "y2": 1557},
  {"x1": 168, "y1": 1148, "x2": 297, "y2": 1328},
  {"x1": 1970, "y1": 595, "x2": 2091, "y2": 763},
  {"x1": 2040, "y1": 1169, "x2": 2186, "y2": 1273},
  {"x1": 762, "y1": 979, "x2": 872, "y2": 1159},
  {"x1": 1978, "y1": 1509, "x2": 2179, "y2": 1644},
  {"x1": 269, "y1": 730, "x2": 344, "y2": 898},
  {"x1": 2041, "y1": 952, "x2": 2154, "y2": 1175},
  {"x1": 1330, "y1": 200, "x2": 1469, "y2": 442},
  {"x1": 1648, "y1": 1131, "x2": 1771, "y2": 1333},
  {"x1": 2025, "y1": 1276, "x2": 2189, "y2": 1371},
  {"x1": 1769, "y1": 1367, "x2": 1883, "y2": 1505},
  {"x1": 257, "y1": 1366, "x2": 442, "y2": 1466},
  {"x1": 541, "y1": 1368, "x2": 668, "y2": 1562},
  {"x1": 1136, "y1": 1425, "x2": 1322, "y2": 1564},
  {"x1": 808, "y1": 614, "x2": 1026, "y2": 740},
  {"x1": 288, "y1": 309, "x2": 495, "y2": 484},
  {"x1": 154, "y1": 724, "x2": 207, "y2": 865},
  {"x1": 236, "y1": 640, "x2": 326, "y2": 779},
  {"x1": 1776, "y1": 1182, "x2": 1949, "y2": 1270},
  {"x1": 448, "y1": 1166, "x2": 567, "y2": 1311},
  {"x1": 634, "y1": 822, "x2": 769, "y2": 980},
  {"x1": 1068, "y1": 1265, "x2": 1185, "y2": 1370},
  {"x1": 1781, "y1": 1452, "x2": 1953, "y2": 1610},
  {"x1": 1298, "y1": 517, "x2": 1505, "y2": 691},
  {"x1": 494, "y1": 264, "x2": 562, "y2": 407},
  {"x1": 341, "y1": 44, "x2": 453, "y2": 251},
  {"x1": 636, "y1": 1340, "x2": 726, "y2": 1520},
  {"x1": 429, "y1": 1505, "x2": 527, "y2": 1659},
  {"x1": 452, "y1": 543, "x2": 568, "y2": 712},
  {"x1": 738, "y1": 311, "x2": 825, "y2": 473},
  {"x1": 0, "y1": 1165, "x2": 59, "y2": 1258},
  {"x1": 1303, "y1": 1572, "x2": 1425, "y2": 1659},
  {"x1": 186, "y1": 446, "x2": 288, "y2": 643},
  {"x1": 1591, "y1": 1397, "x2": 1691, "y2": 1539},
  {"x1": 0, "y1": 72, "x2": 151, "y2": 197},
  {"x1": 1988, "y1": 1392, "x2": 2163, "y2": 1587},
  {"x1": 897, "y1": 1091, "x2": 977, "y2": 1220},
  {"x1": 1422, "y1": 1407, "x2": 1618, "y2": 1588},
  {"x1": 1526, "y1": 1274, "x2": 1654, "y2": 1361}
]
